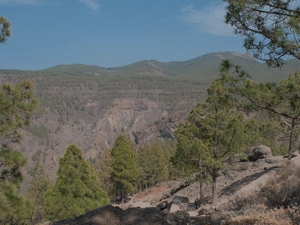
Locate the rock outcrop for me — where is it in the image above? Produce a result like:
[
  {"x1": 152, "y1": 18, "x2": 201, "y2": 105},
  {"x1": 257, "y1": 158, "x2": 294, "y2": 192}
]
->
[
  {"x1": 245, "y1": 145, "x2": 273, "y2": 161},
  {"x1": 48, "y1": 205, "x2": 170, "y2": 225},
  {"x1": 150, "y1": 180, "x2": 190, "y2": 205}
]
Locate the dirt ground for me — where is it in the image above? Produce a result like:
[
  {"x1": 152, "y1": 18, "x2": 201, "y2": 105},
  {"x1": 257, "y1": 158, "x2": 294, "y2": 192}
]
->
[
  {"x1": 125, "y1": 152, "x2": 300, "y2": 214},
  {"x1": 48, "y1": 152, "x2": 300, "y2": 225}
]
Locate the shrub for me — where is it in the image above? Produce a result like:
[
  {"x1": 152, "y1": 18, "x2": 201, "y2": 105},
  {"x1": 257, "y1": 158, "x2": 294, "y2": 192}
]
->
[
  {"x1": 259, "y1": 161, "x2": 300, "y2": 208},
  {"x1": 224, "y1": 205, "x2": 293, "y2": 225}
]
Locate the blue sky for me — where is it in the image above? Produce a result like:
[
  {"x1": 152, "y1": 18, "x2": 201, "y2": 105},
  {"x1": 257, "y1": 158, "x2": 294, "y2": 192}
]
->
[{"x1": 0, "y1": 0, "x2": 246, "y2": 70}]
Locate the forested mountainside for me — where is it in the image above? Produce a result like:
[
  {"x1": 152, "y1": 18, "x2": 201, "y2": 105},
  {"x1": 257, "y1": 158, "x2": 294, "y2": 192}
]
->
[{"x1": 1, "y1": 51, "x2": 299, "y2": 188}]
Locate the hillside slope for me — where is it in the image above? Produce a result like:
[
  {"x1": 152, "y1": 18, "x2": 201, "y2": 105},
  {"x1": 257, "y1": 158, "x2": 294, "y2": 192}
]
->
[{"x1": 0, "y1": 51, "x2": 299, "y2": 189}]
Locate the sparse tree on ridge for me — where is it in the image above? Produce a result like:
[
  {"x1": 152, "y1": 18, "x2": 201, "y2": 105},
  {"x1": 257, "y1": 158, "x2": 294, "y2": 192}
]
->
[{"x1": 224, "y1": 0, "x2": 300, "y2": 67}]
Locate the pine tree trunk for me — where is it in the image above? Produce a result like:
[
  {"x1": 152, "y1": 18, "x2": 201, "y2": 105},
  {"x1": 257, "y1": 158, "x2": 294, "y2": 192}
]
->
[
  {"x1": 199, "y1": 181, "x2": 204, "y2": 205},
  {"x1": 199, "y1": 157, "x2": 204, "y2": 206},
  {"x1": 288, "y1": 118, "x2": 295, "y2": 160},
  {"x1": 212, "y1": 169, "x2": 217, "y2": 205},
  {"x1": 122, "y1": 184, "x2": 124, "y2": 204}
]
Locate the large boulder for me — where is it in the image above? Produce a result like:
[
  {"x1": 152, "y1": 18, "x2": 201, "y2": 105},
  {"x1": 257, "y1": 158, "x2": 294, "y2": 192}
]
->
[
  {"x1": 50, "y1": 204, "x2": 170, "y2": 225},
  {"x1": 245, "y1": 145, "x2": 273, "y2": 161}
]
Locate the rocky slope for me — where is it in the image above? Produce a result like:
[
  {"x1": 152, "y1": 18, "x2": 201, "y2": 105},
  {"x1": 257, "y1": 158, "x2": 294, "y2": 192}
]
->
[{"x1": 40, "y1": 146, "x2": 300, "y2": 225}]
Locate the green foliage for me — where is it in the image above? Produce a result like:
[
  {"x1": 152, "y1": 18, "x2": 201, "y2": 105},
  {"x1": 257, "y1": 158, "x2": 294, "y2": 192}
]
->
[
  {"x1": 0, "y1": 80, "x2": 38, "y2": 146},
  {"x1": 27, "y1": 163, "x2": 51, "y2": 225},
  {"x1": 220, "y1": 60, "x2": 300, "y2": 159},
  {"x1": 0, "y1": 16, "x2": 38, "y2": 225},
  {"x1": 224, "y1": 0, "x2": 300, "y2": 67},
  {"x1": 0, "y1": 16, "x2": 10, "y2": 43},
  {"x1": 0, "y1": 181, "x2": 31, "y2": 225},
  {"x1": 173, "y1": 78, "x2": 245, "y2": 204},
  {"x1": 0, "y1": 148, "x2": 30, "y2": 225},
  {"x1": 136, "y1": 140, "x2": 174, "y2": 190},
  {"x1": 25, "y1": 124, "x2": 49, "y2": 144},
  {"x1": 0, "y1": 149, "x2": 27, "y2": 187},
  {"x1": 98, "y1": 150, "x2": 114, "y2": 197},
  {"x1": 44, "y1": 145, "x2": 109, "y2": 221},
  {"x1": 111, "y1": 135, "x2": 137, "y2": 200},
  {"x1": 173, "y1": 119, "x2": 209, "y2": 177}
]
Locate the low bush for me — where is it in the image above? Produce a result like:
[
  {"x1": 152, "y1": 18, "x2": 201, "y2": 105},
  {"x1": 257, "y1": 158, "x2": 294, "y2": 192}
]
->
[
  {"x1": 224, "y1": 205, "x2": 293, "y2": 225},
  {"x1": 259, "y1": 161, "x2": 300, "y2": 208}
]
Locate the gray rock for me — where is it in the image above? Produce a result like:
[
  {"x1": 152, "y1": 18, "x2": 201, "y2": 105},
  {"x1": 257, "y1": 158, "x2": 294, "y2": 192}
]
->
[
  {"x1": 51, "y1": 204, "x2": 170, "y2": 225},
  {"x1": 265, "y1": 156, "x2": 285, "y2": 164},
  {"x1": 157, "y1": 200, "x2": 169, "y2": 211},
  {"x1": 245, "y1": 145, "x2": 272, "y2": 161},
  {"x1": 150, "y1": 180, "x2": 190, "y2": 205}
]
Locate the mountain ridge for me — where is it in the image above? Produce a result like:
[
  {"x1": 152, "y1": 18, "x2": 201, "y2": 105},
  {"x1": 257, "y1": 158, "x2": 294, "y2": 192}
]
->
[
  {"x1": 34, "y1": 51, "x2": 300, "y2": 83},
  {"x1": 1, "y1": 51, "x2": 299, "y2": 84}
]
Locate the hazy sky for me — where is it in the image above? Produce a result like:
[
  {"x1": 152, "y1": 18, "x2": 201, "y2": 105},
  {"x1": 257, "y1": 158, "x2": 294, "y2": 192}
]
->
[{"x1": 0, "y1": 0, "x2": 246, "y2": 70}]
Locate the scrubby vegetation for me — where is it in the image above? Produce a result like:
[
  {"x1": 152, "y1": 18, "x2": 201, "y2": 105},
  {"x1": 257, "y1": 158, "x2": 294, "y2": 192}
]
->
[{"x1": 209, "y1": 161, "x2": 300, "y2": 225}]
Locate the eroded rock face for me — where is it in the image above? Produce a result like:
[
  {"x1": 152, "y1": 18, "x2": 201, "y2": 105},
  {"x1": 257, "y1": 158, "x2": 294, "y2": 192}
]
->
[
  {"x1": 245, "y1": 145, "x2": 273, "y2": 162},
  {"x1": 50, "y1": 205, "x2": 170, "y2": 225}
]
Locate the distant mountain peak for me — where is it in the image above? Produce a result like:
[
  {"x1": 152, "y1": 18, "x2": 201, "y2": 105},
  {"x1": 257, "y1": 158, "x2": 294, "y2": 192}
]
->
[{"x1": 232, "y1": 52, "x2": 256, "y2": 60}]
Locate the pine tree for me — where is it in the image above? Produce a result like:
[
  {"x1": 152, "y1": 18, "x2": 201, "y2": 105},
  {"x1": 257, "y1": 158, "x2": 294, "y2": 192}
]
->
[
  {"x1": 44, "y1": 145, "x2": 109, "y2": 221},
  {"x1": 136, "y1": 140, "x2": 171, "y2": 191},
  {"x1": 27, "y1": 163, "x2": 51, "y2": 225},
  {"x1": 98, "y1": 149, "x2": 113, "y2": 197},
  {"x1": 173, "y1": 79, "x2": 245, "y2": 204},
  {"x1": 0, "y1": 16, "x2": 38, "y2": 224},
  {"x1": 224, "y1": 0, "x2": 300, "y2": 67},
  {"x1": 0, "y1": 16, "x2": 10, "y2": 42},
  {"x1": 220, "y1": 61, "x2": 300, "y2": 159},
  {"x1": 136, "y1": 145, "x2": 151, "y2": 191},
  {"x1": 0, "y1": 150, "x2": 31, "y2": 225},
  {"x1": 111, "y1": 135, "x2": 137, "y2": 203},
  {"x1": 0, "y1": 80, "x2": 38, "y2": 147}
]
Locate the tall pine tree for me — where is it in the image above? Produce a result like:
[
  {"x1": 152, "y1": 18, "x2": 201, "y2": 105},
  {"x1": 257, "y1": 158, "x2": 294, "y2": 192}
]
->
[
  {"x1": 98, "y1": 149, "x2": 114, "y2": 198},
  {"x1": 173, "y1": 79, "x2": 245, "y2": 204},
  {"x1": 111, "y1": 135, "x2": 137, "y2": 203},
  {"x1": 44, "y1": 145, "x2": 109, "y2": 221}
]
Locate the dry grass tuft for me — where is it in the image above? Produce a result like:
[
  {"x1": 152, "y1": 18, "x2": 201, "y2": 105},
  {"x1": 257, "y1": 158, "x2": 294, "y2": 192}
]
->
[
  {"x1": 210, "y1": 161, "x2": 300, "y2": 225},
  {"x1": 224, "y1": 206, "x2": 293, "y2": 225}
]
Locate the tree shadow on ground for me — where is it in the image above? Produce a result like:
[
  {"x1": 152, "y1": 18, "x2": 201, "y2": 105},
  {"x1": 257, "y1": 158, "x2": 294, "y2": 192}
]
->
[{"x1": 219, "y1": 166, "x2": 280, "y2": 198}]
